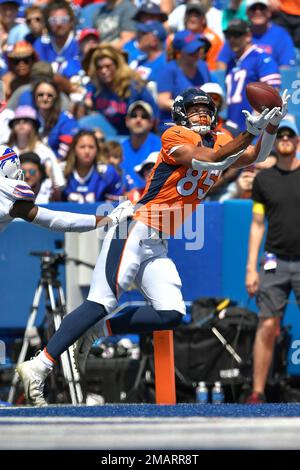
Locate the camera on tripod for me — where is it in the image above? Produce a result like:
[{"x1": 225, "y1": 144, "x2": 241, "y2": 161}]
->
[
  {"x1": 30, "y1": 240, "x2": 66, "y2": 283},
  {"x1": 8, "y1": 239, "x2": 85, "y2": 405}
]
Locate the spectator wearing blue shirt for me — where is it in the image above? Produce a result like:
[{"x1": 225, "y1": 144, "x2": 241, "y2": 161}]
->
[
  {"x1": 218, "y1": 0, "x2": 296, "y2": 68},
  {"x1": 121, "y1": 100, "x2": 161, "y2": 189},
  {"x1": 33, "y1": 78, "x2": 78, "y2": 159},
  {"x1": 123, "y1": 1, "x2": 168, "y2": 64},
  {"x1": 156, "y1": 30, "x2": 211, "y2": 131},
  {"x1": 130, "y1": 21, "x2": 167, "y2": 86},
  {"x1": 63, "y1": 130, "x2": 123, "y2": 203},
  {"x1": 0, "y1": 0, "x2": 29, "y2": 45},
  {"x1": 223, "y1": 19, "x2": 281, "y2": 131},
  {"x1": 24, "y1": 5, "x2": 45, "y2": 46},
  {"x1": 34, "y1": 0, "x2": 81, "y2": 78},
  {"x1": 85, "y1": 45, "x2": 159, "y2": 135}
]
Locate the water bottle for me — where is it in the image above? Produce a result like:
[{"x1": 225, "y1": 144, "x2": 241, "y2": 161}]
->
[
  {"x1": 211, "y1": 381, "x2": 224, "y2": 404},
  {"x1": 196, "y1": 381, "x2": 209, "y2": 404}
]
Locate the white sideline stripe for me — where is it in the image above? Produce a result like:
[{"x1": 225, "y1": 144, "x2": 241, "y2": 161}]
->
[
  {"x1": 1, "y1": 416, "x2": 300, "y2": 425},
  {"x1": 1, "y1": 417, "x2": 300, "y2": 450}
]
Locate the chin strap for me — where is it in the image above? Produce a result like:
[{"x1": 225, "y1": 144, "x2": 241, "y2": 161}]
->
[{"x1": 191, "y1": 124, "x2": 211, "y2": 135}]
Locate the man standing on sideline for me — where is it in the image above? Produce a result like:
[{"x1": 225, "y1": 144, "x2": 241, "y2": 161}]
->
[
  {"x1": 246, "y1": 119, "x2": 300, "y2": 403},
  {"x1": 16, "y1": 87, "x2": 288, "y2": 406}
]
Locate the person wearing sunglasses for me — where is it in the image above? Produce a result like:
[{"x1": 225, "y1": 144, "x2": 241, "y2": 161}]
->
[
  {"x1": 34, "y1": 0, "x2": 82, "y2": 79},
  {"x1": 32, "y1": 78, "x2": 78, "y2": 160},
  {"x1": 3, "y1": 41, "x2": 37, "y2": 99},
  {"x1": 7, "y1": 105, "x2": 65, "y2": 190},
  {"x1": 121, "y1": 100, "x2": 161, "y2": 190},
  {"x1": 0, "y1": 0, "x2": 29, "y2": 46},
  {"x1": 86, "y1": 45, "x2": 159, "y2": 135},
  {"x1": 19, "y1": 151, "x2": 53, "y2": 204},
  {"x1": 218, "y1": 0, "x2": 296, "y2": 69},
  {"x1": 246, "y1": 118, "x2": 300, "y2": 404},
  {"x1": 24, "y1": 5, "x2": 45, "y2": 45}
]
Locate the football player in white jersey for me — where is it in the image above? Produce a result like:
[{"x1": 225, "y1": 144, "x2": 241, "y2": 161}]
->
[{"x1": 0, "y1": 145, "x2": 133, "y2": 233}]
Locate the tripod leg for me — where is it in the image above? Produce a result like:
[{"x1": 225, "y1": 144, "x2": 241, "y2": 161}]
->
[
  {"x1": 8, "y1": 283, "x2": 44, "y2": 404},
  {"x1": 58, "y1": 286, "x2": 83, "y2": 404},
  {"x1": 47, "y1": 283, "x2": 78, "y2": 405}
]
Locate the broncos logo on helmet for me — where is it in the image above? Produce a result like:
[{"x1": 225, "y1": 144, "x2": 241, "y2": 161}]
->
[
  {"x1": 172, "y1": 87, "x2": 217, "y2": 135},
  {"x1": 0, "y1": 146, "x2": 23, "y2": 180}
]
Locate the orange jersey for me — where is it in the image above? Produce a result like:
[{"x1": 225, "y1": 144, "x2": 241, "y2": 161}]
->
[{"x1": 134, "y1": 125, "x2": 232, "y2": 235}]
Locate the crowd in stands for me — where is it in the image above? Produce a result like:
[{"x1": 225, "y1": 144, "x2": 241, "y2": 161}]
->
[{"x1": 0, "y1": 0, "x2": 299, "y2": 204}]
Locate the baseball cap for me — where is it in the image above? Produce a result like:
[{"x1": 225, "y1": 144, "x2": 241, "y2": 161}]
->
[
  {"x1": 134, "y1": 151, "x2": 159, "y2": 174},
  {"x1": 223, "y1": 19, "x2": 251, "y2": 35},
  {"x1": 185, "y1": 3, "x2": 205, "y2": 16},
  {"x1": 133, "y1": 2, "x2": 168, "y2": 22},
  {"x1": 78, "y1": 28, "x2": 100, "y2": 43},
  {"x1": 277, "y1": 118, "x2": 299, "y2": 136},
  {"x1": 246, "y1": 0, "x2": 269, "y2": 8},
  {"x1": 136, "y1": 21, "x2": 167, "y2": 42},
  {"x1": 127, "y1": 101, "x2": 154, "y2": 118},
  {"x1": 173, "y1": 30, "x2": 207, "y2": 54},
  {"x1": 200, "y1": 82, "x2": 224, "y2": 99}
]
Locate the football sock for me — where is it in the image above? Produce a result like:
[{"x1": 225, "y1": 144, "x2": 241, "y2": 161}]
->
[{"x1": 46, "y1": 300, "x2": 107, "y2": 360}]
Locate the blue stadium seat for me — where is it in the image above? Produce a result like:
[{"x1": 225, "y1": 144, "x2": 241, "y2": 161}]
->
[{"x1": 78, "y1": 113, "x2": 117, "y2": 137}]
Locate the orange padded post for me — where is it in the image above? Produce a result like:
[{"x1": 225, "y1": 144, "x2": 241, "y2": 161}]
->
[{"x1": 153, "y1": 330, "x2": 176, "y2": 405}]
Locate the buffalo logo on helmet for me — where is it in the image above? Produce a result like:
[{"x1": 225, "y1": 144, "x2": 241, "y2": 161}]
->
[{"x1": 0, "y1": 146, "x2": 23, "y2": 180}]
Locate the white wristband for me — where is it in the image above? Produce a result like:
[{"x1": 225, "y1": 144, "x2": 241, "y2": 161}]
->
[
  {"x1": 255, "y1": 131, "x2": 276, "y2": 163},
  {"x1": 192, "y1": 149, "x2": 244, "y2": 171},
  {"x1": 32, "y1": 206, "x2": 96, "y2": 232}
]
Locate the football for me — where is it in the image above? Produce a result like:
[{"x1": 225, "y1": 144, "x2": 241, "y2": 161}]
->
[{"x1": 246, "y1": 82, "x2": 282, "y2": 113}]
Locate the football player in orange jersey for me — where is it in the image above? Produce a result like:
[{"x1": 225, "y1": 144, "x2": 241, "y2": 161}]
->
[{"x1": 16, "y1": 87, "x2": 289, "y2": 405}]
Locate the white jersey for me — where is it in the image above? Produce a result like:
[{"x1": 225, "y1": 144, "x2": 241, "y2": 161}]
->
[{"x1": 0, "y1": 177, "x2": 35, "y2": 232}]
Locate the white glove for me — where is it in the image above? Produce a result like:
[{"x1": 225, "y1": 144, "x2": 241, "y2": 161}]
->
[
  {"x1": 242, "y1": 107, "x2": 280, "y2": 136},
  {"x1": 269, "y1": 89, "x2": 291, "y2": 126},
  {"x1": 108, "y1": 200, "x2": 134, "y2": 226}
]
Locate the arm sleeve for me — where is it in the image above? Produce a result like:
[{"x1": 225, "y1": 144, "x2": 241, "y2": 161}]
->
[{"x1": 32, "y1": 206, "x2": 96, "y2": 232}]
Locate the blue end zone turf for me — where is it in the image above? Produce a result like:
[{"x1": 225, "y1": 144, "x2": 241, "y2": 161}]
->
[{"x1": 2, "y1": 404, "x2": 300, "y2": 418}]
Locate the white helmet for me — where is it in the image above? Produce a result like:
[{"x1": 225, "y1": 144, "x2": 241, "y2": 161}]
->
[{"x1": 0, "y1": 145, "x2": 23, "y2": 180}]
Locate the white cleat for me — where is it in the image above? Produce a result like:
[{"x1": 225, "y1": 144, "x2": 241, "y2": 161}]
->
[
  {"x1": 73, "y1": 321, "x2": 102, "y2": 375},
  {"x1": 16, "y1": 358, "x2": 51, "y2": 407}
]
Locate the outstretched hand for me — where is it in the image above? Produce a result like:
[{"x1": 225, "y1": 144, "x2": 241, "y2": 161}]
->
[
  {"x1": 269, "y1": 89, "x2": 291, "y2": 126},
  {"x1": 107, "y1": 200, "x2": 134, "y2": 226},
  {"x1": 242, "y1": 107, "x2": 280, "y2": 136}
]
